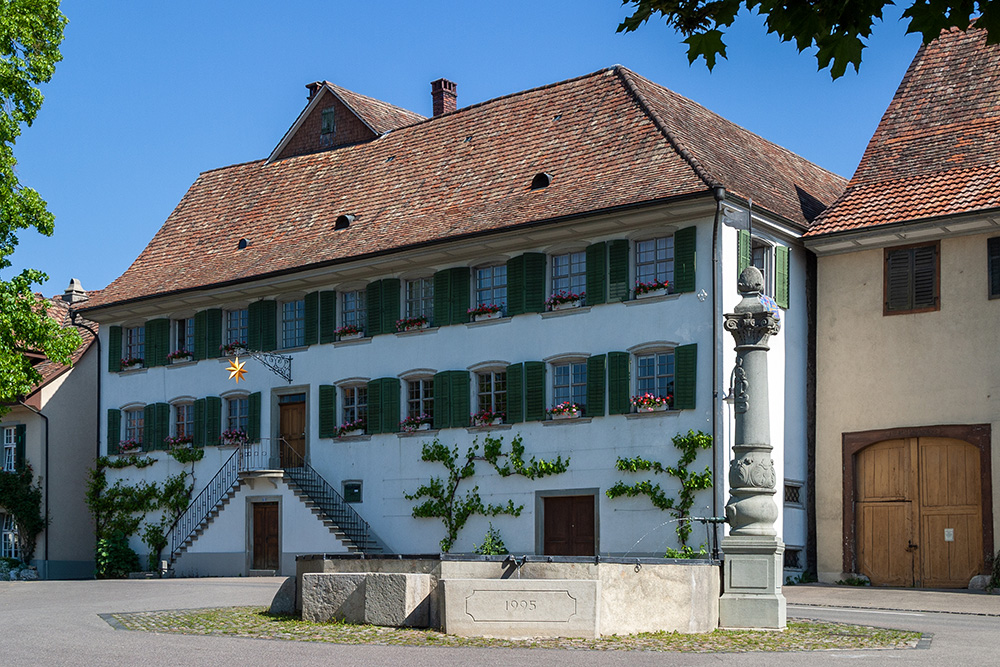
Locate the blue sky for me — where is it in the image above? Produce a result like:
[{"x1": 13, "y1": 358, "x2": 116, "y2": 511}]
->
[{"x1": 10, "y1": 1, "x2": 924, "y2": 296}]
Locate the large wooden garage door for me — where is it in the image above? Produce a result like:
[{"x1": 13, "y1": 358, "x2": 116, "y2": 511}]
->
[{"x1": 855, "y1": 437, "x2": 982, "y2": 587}]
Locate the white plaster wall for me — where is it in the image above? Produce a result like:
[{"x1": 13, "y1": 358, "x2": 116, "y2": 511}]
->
[
  {"x1": 97, "y1": 210, "x2": 811, "y2": 567},
  {"x1": 814, "y1": 232, "x2": 1000, "y2": 582}
]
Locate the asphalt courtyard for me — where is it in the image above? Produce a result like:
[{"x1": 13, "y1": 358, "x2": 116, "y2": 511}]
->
[{"x1": 1, "y1": 577, "x2": 997, "y2": 666}]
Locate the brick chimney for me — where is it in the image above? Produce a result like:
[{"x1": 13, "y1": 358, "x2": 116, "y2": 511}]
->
[
  {"x1": 306, "y1": 81, "x2": 325, "y2": 101},
  {"x1": 431, "y1": 78, "x2": 457, "y2": 117}
]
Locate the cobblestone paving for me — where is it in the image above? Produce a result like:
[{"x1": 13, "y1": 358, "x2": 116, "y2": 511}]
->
[{"x1": 109, "y1": 607, "x2": 921, "y2": 652}]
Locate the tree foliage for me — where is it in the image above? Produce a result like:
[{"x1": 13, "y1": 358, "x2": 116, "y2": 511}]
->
[
  {"x1": 0, "y1": 1, "x2": 78, "y2": 414},
  {"x1": 618, "y1": 0, "x2": 998, "y2": 78}
]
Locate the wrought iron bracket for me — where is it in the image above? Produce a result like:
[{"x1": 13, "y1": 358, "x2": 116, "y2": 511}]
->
[{"x1": 232, "y1": 348, "x2": 292, "y2": 383}]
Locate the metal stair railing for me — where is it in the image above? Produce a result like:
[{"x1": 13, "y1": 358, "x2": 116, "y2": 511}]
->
[
  {"x1": 279, "y1": 439, "x2": 383, "y2": 553},
  {"x1": 165, "y1": 446, "x2": 241, "y2": 562}
]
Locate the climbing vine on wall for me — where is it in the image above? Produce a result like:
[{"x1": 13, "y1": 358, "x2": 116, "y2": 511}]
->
[
  {"x1": 0, "y1": 464, "x2": 46, "y2": 562},
  {"x1": 606, "y1": 430, "x2": 713, "y2": 551},
  {"x1": 406, "y1": 435, "x2": 569, "y2": 552}
]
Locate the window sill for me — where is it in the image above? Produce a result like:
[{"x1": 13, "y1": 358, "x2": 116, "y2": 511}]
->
[
  {"x1": 398, "y1": 428, "x2": 441, "y2": 438},
  {"x1": 623, "y1": 292, "x2": 681, "y2": 307},
  {"x1": 466, "y1": 424, "x2": 513, "y2": 433},
  {"x1": 333, "y1": 336, "x2": 373, "y2": 347},
  {"x1": 278, "y1": 345, "x2": 309, "y2": 353},
  {"x1": 118, "y1": 367, "x2": 147, "y2": 375},
  {"x1": 394, "y1": 326, "x2": 439, "y2": 338},
  {"x1": 465, "y1": 316, "x2": 511, "y2": 328},
  {"x1": 624, "y1": 409, "x2": 680, "y2": 420},
  {"x1": 542, "y1": 417, "x2": 593, "y2": 426},
  {"x1": 540, "y1": 306, "x2": 592, "y2": 319},
  {"x1": 334, "y1": 434, "x2": 372, "y2": 442}
]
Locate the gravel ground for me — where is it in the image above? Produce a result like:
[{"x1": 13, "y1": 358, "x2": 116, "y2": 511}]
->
[{"x1": 108, "y1": 606, "x2": 922, "y2": 653}]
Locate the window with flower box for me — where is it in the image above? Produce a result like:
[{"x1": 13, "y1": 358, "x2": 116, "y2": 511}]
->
[
  {"x1": 342, "y1": 290, "x2": 367, "y2": 334},
  {"x1": 124, "y1": 326, "x2": 144, "y2": 366},
  {"x1": 553, "y1": 361, "x2": 587, "y2": 409},
  {"x1": 408, "y1": 379, "x2": 434, "y2": 421},
  {"x1": 342, "y1": 385, "x2": 368, "y2": 426},
  {"x1": 635, "y1": 236, "x2": 674, "y2": 292},
  {"x1": 227, "y1": 396, "x2": 249, "y2": 434},
  {"x1": 174, "y1": 318, "x2": 195, "y2": 357},
  {"x1": 1, "y1": 513, "x2": 19, "y2": 560},
  {"x1": 405, "y1": 278, "x2": 434, "y2": 322},
  {"x1": 551, "y1": 251, "x2": 586, "y2": 302},
  {"x1": 175, "y1": 404, "x2": 194, "y2": 439},
  {"x1": 475, "y1": 265, "x2": 507, "y2": 312},
  {"x1": 226, "y1": 308, "x2": 248, "y2": 348},
  {"x1": 605, "y1": 344, "x2": 697, "y2": 414},
  {"x1": 124, "y1": 409, "x2": 143, "y2": 445},
  {"x1": 281, "y1": 299, "x2": 306, "y2": 348},
  {"x1": 637, "y1": 351, "x2": 675, "y2": 405},
  {"x1": 476, "y1": 371, "x2": 507, "y2": 416}
]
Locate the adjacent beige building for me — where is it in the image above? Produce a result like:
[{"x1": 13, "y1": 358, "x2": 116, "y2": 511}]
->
[{"x1": 806, "y1": 27, "x2": 1000, "y2": 587}]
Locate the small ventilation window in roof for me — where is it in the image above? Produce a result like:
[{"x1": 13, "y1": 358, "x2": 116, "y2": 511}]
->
[
  {"x1": 237, "y1": 238, "x2": 250, "y2": 250},
  {"x1": 335, "y1": 214, "x2": 356, "y2": 230},
  {"x1": 531, "y1": 173, "x2": 552, "y2": 190}
]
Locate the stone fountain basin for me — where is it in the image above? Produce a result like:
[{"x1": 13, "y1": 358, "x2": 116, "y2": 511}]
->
[{"x1": 296, "y1": 554, "x2": 720, "y2": 638}]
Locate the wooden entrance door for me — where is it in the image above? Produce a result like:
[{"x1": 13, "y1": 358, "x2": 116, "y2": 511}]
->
[
  {"x1": 252, "y1": 502, "x2": 279, "y2": 571},
  {"x1": 279, "y1": 400, "x2": 306, "y2": 467},
  {"x1": 543, "y1": 495, "x2": 595, "y2": 556},
  {"x1": 855, "y1": 437, "x2": 982, "y2": 587}
]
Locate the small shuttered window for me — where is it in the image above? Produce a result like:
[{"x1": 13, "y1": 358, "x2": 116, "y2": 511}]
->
[
  {"x1": 989, "y1": 237, "x2": 1000, "y2": 299},
  {"x1": 884, "y1": 243, "x2": 939, "y2": 314}
]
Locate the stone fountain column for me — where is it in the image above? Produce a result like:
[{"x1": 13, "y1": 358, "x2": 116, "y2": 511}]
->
[{"x1": 718, "y1": 266, "x2": 786, "y2": 630}]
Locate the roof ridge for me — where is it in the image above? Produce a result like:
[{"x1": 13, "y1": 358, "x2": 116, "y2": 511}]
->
[
  {"x1": 612, "y1": 66, "x2": 720, "y2": 190},
  {"x1": 325, "y1": 81, "x2": 426, "y2": 119}
]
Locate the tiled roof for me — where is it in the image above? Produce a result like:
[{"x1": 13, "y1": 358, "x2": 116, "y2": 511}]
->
[
  {"x1": 325, "y1": 82, "x2": 426, "y2": 133},
  {"x1": 808, "y1": 27, "x2": 1000, "y2": 236},
  {"x1": 27, "y1": 295, "x2": 97, "y2": 394},
  {"x1": 84, "y1": 66, "x2": 845, "y2": 311}
]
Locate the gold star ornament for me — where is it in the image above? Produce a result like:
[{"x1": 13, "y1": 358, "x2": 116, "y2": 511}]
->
[{"x1": 227, "y1": 356, "x2": 247, "y2": 383}]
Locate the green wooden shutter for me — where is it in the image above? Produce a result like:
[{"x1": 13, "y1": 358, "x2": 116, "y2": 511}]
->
[
  {"x1": 193, "y1": 399, "x2": 206, "y2": 447},
  {"x1": 587, "y1": 354, "x2": 606, "y2": 418},
  {"x1": 775, "y1": 245, "x2": 790, "y2": 309},
  {"x1": 524, "y1": 361, "x2": 545, "y2": 422},
  {"x1": 608, "y1": 351, "x2": 631, "y2": 415},
  {"x1": 194, "y1": 311, "x2": 207, "y2": 360},
  {"x1": 303, "y1": 292, "x2": 319, "y2": 346},
  {"x1": 107, "y1": 409, "x2": 121, "y2": 454},
  {"x1": 738, "y1": 229, "x2": 751, "y2": 276},
  {"x1": 674, "y1": 226, "x2": 697, "y2": 293},
  {"x1": 450, "y1": 267, "x2": 471, "y2": 324},
  {"x1": 14, "y1": 424, "x2": 26, "y2": 469},
  {"x1": 608, "y1": 240, "x2": 630, "y2": 301},
  {"x1": 319, "y1": 385, "x2": 337, "y2": 438},
  {"x1": 259, "y1": 301, "x2": 277, "y2": 351},
  {"x1": 505, "y1": 363, "x2": 524, "y2": 423},
  {"x1": 108, "y1": 326, "x2": 122, "y2": 372},
  {"x1": 506, "y1": 255, "x2": 525, "y2": 316},
  {"x1": 247, "y1": 302, "x2": 262, "y2": 351},
  {"x1": 156, "y1": 403, "x2": 170, "y2": 449},
  {"x1": 523, "y1": 253, "x2": 546, "y2": 313},
  {"x1": 319, "y1": 291, "x2": 337, "y2": 343},
  {"x1": 381, "y1": 279, "x2": 401, "y2": 334},
  {"x1": 433, "y1": 270, "x2": 453, "y2": 327},
  {"x1": 674, "y1": 344, "x2": 697, "y2": 410},
  {"x1": 586, "y1": 242, "x2": 607, "y2": 305},
  {"x1": 449, "y1": 370, "x2": 471, "y2": 428},
  {"x1": 433, "y1": 372, "x2": 451, "y2": 429},
  {"x1": 205, "y1": 309, "x2": 223, "y2": 358},
  {"x1": 143, "y1": 404, "x2": 156, "y2": 449},
  {"x1": 247, "y1": 392, "x2": 261, "y2": 441},
  {"x1": 366, "y1": 281, "x2": 383, "y2": 337},
  {"x1": 206, "y1": 397, "x2": 222, "y2": 443},
  {"x1": 380, "y1": 377, "x2": 401, "y2": 433},
  {"x1": 367, "y1": 379, "x2": 383, "y2": 434},
  {"x1": 146, "y1": 319, "x2": 170, "y2": 367}
]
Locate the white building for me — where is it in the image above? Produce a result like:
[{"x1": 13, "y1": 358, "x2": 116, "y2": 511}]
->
[{"x1": 78, "y1": 67, "x2": 844, "y2": 576}]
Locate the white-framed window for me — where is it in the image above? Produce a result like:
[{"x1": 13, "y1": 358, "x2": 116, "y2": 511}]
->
[
  {"x1": 342, "y1": 385, "x2": 368, "y2": 425},
  {"x1": 124, "y1": 409, "x2": 144, "y2": 444},
  {"x1": 281, "y1": 299, "x2": 306, "y2": 348},
  {"x1": 0, "y1": 513, "x2": 19, "y2": 560},
  {"x1": 636, "y1": 350, "x2": 675, "y2": 405},
  {"x1": 751, "y1": 238, "x2": 774, "y2": 296},
  {"x1": 174, "y1": 317, "x2": 194, "y2": 354},
  {"x1": 226, "y1": 308, "x2": 249, "y2": 346},
  {"x1": 227, "y1": 396, "x2": 249, "y2": 433},
  {"x1": 405, "y1": 278, "x2": 434, "y2": 321},
  {"x1": 175, "y1": 404, "x2": 194, "y2": 439},
  {"x1": 123, "y1": 326, "x2": 145, "y2": 363},
  {"x1": 635, "y1": 236, "x2": 674, "y2": 290},
  {"x1": 2, "y1": 427, "x2": 16, "y2": 472},
  {"x1": 407, "y1": 379, "x2": 434, "y2": 421},
  {"x1": 553, "y1": 361, "x2": 587, "y2": 409},
  {"x1": 476, "y1": 371, "x2": 507, "y2": 414},
  {"x1": 475, "y1": 265, "x2": 507, "y2": 310},
  {"x1": 342, "y1": 290, "x2": 367, "y2": 330},
  {"x1": 551, "y1": 251, "x2": 586, "y2": 297}
]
